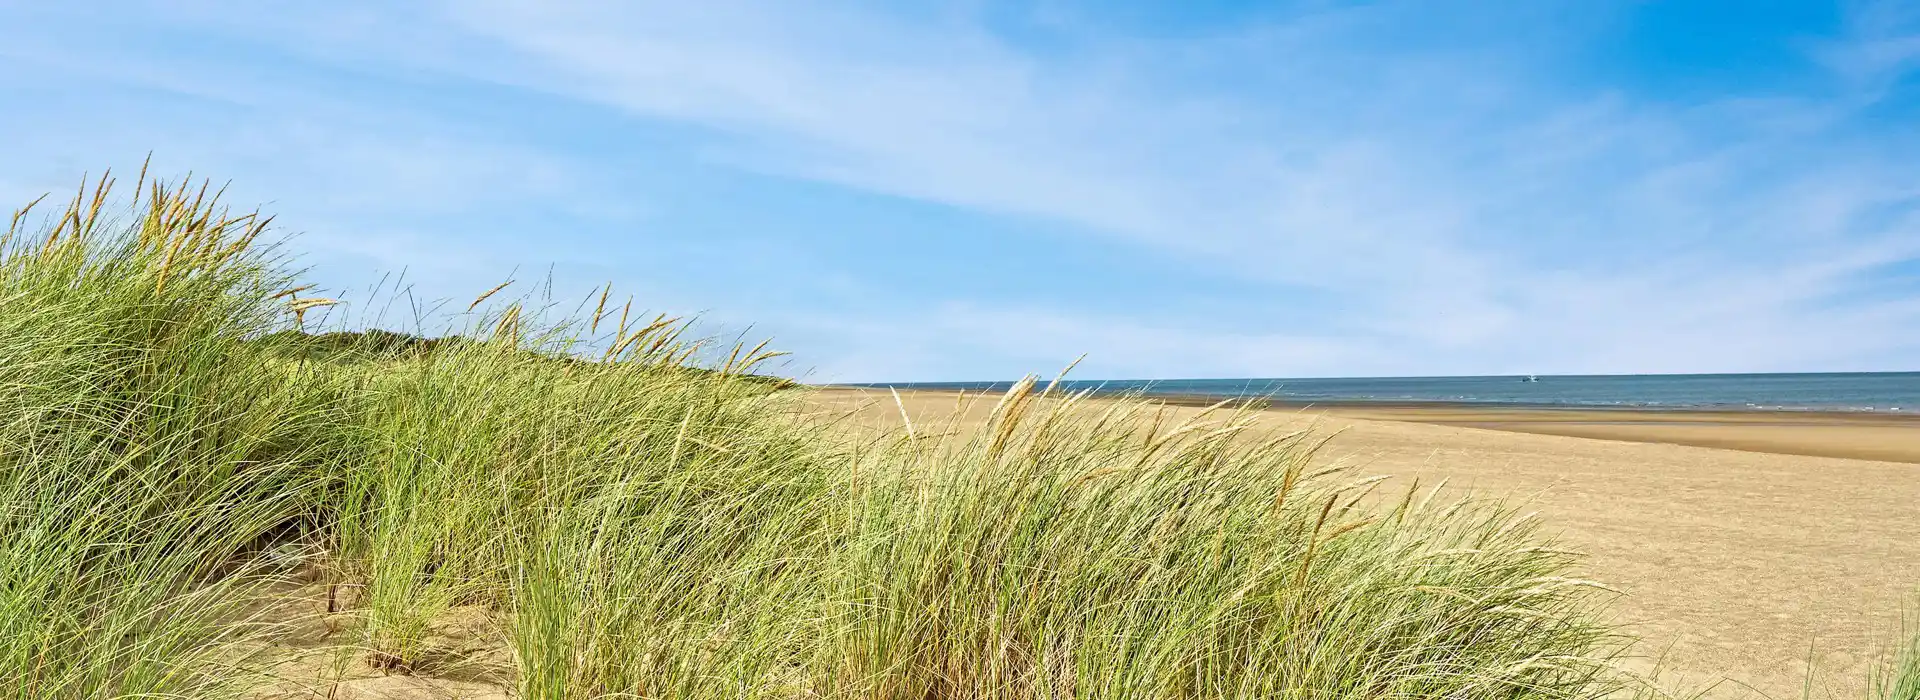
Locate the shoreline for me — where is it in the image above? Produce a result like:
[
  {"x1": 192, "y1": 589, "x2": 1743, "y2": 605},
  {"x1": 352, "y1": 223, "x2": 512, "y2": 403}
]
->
[
  {"x1": 824, "y1": 387, "x2": 1920, "y2": 464},
  {"x1": 825, "y1": 384, "x2": 1920, "y2": 416}
]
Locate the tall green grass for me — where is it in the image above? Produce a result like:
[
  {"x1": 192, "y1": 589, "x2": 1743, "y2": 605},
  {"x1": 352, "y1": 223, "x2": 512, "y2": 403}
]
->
[
  {"x1": 0, "y1": 173, "x2": 333, "y2": 697},
  {"x1": 818, "y1": 386, "x2": 1627, "y2": 698},
  {"x1": 1873, "y1": 606, "x2": 1920, "y2": 700},
  {"x1": 0, "y1": 172, "x2": 1701, "y2": 698}
]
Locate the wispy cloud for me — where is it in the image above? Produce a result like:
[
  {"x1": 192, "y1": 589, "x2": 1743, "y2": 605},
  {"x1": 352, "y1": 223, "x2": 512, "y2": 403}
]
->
[
  {"x1": 2, "y1": 1, "x2": 1917, "y2": 381},
  {"x1": 432, "y1": 0, "x2": 1920, "y2": 376}
]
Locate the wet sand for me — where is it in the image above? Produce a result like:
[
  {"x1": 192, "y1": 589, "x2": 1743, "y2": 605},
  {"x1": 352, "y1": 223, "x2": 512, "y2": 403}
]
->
[
  {"x1": 814, "y1": 387, "x2": 1920, "y2": 698},
  {"x1": 1288, "y1": 402, "x2": 1920, "y2": 465}
]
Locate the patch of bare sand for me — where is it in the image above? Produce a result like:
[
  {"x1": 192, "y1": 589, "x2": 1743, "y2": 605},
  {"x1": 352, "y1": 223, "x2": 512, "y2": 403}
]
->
[
  {"x1": 816, "y1": 388, "x2": 1920, "y2": 699},
  {"x1": 1298, "y1": 404, "x2": 1920, "y2": 464},
  {"x1": 240, "y1": 565, "x2": 514, "y2": 700}
]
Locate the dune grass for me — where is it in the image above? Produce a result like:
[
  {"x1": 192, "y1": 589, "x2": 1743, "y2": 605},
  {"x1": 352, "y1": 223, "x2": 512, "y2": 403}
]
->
[
  {"x1": 0, "y1": 173, "x2": 334, "y2": 697},
  {"x1": 1873, "y1": 608, "x2": 1920, "y2": 700},
  {"x1": 812, "y1": 383, "x2": 1634, "y2": 698},
  {"x1": 19, "y1": 171, "x2": 1898, "y2": 699}
]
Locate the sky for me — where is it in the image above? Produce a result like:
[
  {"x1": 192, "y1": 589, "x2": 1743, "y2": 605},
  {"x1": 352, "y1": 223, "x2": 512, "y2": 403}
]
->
[{"x1": 1, "y1": 1, "x2": 1917, "y2": 382}]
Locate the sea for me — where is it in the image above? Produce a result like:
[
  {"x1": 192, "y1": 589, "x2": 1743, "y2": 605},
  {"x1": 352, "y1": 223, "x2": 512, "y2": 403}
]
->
[{"x1": 845, "y1": 372, "x2": 1920, "y2": 413}]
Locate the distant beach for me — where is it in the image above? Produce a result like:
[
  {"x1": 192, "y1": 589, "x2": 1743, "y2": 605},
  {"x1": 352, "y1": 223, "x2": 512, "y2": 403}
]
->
[
  {"x1": 842, "y1": 373, "x2": 1920, "y2": 464},
  {"x1": 844, "y1": 375, "x2": 1920, "y2": 464}
]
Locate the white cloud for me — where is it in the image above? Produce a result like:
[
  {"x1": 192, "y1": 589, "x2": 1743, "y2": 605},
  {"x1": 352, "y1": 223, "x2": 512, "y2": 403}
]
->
[
  {"x1": 3, "y1": 1, "x2": 1918, "y2": 379},
  {"x1": 414, "y1": 0, "x2": 1920, "y2": 375}
]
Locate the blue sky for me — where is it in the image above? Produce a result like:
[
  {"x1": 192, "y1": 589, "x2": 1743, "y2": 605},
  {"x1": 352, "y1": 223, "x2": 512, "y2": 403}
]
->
[{"x1": 2, "y1": 1, "x2": 1917, "y2": 382}]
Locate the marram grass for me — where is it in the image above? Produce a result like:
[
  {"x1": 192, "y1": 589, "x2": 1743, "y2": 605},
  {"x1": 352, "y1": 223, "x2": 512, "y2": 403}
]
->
[
  {"x1": 1873, "y1": 604, "x2": 1920, "y2": 700},
  {"x1": 819, "y1": 389, "x2": 1628, "y2": 699},
  {"x1": 0, "y1": 169, "x2": 331, "y2": 697},
  {"x1": 8, "y1": 170, "x2": 1875, "y2": 699}
]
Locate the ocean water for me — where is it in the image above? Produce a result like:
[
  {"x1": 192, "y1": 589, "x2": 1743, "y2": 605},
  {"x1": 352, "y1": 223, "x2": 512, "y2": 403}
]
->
[{"x1": 847, "y1": 372, "x2": 1920, "y2": 412}]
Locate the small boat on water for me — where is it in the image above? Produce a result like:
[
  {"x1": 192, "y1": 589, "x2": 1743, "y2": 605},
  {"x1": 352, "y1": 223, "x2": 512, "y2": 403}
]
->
[{"x1": 1522, "y1": 374, "x2": 1540, "y2": 383}]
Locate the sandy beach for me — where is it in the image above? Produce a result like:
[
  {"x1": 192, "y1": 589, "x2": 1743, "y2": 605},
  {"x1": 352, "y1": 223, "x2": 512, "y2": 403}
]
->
[
  {"x1": 1267, "y1": 401, "x2": 1920, "y2": 464},
  {"x1": 815, "y1": 388, "x2": 1920, "y2": 698}
]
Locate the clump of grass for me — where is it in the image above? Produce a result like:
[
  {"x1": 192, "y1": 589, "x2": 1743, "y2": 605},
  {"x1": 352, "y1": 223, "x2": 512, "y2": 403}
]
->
[
  {"x1": 4, "y1": 170, "x2": 1650, "y2": 699},
  {"x1": 504, "y1": 408, "x2": 838, "y2": 698},
  {"x1": 1872, "y1": 603, "x2": 1920, "y2": 700},
  {"x1": 815, "y1": 384, "x2": 1627, "y2": 699},
  {"x1": 0, "y1": 169, "x2": 332, "y2": 697},
  {"x1": 317, "y1": 298, "x2": 819, "y2": 679}
]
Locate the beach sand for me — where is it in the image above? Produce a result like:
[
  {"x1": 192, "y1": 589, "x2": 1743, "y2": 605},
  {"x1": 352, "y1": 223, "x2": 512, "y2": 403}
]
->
[{"x1": 813, "y1": 388, "x2": 1920, "y2": 698}]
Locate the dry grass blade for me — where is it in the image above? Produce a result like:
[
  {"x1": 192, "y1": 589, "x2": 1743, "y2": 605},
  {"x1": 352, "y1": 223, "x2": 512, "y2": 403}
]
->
[
  {"x1": 891, "y1": 388, "x2": 916, "y2": 440},
  {"x1": 1042, "y1": 354, "x2": 1086, "y2": 396},
  {"x1": 271, "y1": 284, "x2": 317, "y2": 300},
  {"x1": 493, "y1": 303, "x2": 524, "y2": 344},
  {"x1": 1293, "y1": 494, "x2": 1340, "y2": 588},
  {"x1": 469, "y1": 280, "x2": 514, "y2": 312},
  {"x1": 288, "y1": 297, "x2": 341, "y2": 312},
  {"x1": 986, "y1": 374, "x2": 1039, "y2": 458},
  {"x1": 590, "y1": 283, "x2": 612, "y2": 334}
]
